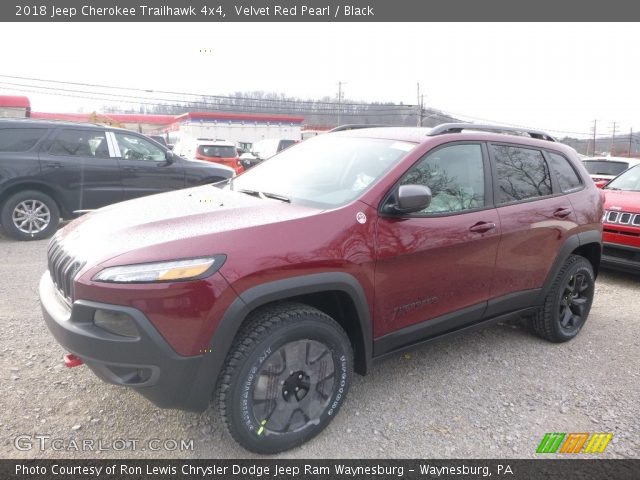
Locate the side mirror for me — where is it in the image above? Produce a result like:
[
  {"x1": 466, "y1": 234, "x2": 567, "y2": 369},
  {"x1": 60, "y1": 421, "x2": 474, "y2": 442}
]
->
[
  {"x1": 594, "y1": 180, "x2": 608, "y2": 189},
  {"x1": 165, "y1": 150, "x2": 175, "y2": 164},
  {"x1": 385, "y1": 184, "x2": 432, "y2": 214}
]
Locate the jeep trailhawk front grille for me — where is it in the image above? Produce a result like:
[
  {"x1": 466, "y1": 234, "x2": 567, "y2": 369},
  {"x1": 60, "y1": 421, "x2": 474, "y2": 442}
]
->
[
  {"x1": 604, "y1": 210, "x2": 640, "y2": 226},
  {"x1": 47, "y1": 235, "x2": 85, "y2": 305}
]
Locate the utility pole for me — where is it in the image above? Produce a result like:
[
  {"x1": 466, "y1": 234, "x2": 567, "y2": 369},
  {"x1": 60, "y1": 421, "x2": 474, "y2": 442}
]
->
[
  {"x1": 590, "y1": 120, "x2": 597, "y2": 156},
  {"x1": 629, "y1": 127, "x2": 633, "y2": 157},
  {"x1": 610, "y1": 122, "x2": 617, "y2": 155},
  {"x1": 337, "y1": 81, "x2": 346, "y2": 126},
  {"x1": 417, "y1": 83, "x2": 423, "y2": 127}
]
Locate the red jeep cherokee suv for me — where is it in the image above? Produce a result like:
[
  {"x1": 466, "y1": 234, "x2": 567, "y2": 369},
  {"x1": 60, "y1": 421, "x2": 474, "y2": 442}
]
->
[
  {"x1": 40, "y1": 124, "x2": 603, "y2": 453},
  {"x1": 599, "y1": 164, "x2": 640, "y2": 271}
]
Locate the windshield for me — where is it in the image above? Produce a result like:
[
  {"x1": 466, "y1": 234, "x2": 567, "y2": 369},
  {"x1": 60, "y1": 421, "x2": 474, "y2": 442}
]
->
[
  {"x1": 231, "y1": 135, "x2": 416, "y2": 208},
  {"x1": 198, "y1": 145, "x2": 237, "y2": 158},
  {"x1": 605, "y1": 165, "x2": 640, "y2": 191},
  {"x1": 583, "y1": 160, "x2": 629, "y2": 176}
]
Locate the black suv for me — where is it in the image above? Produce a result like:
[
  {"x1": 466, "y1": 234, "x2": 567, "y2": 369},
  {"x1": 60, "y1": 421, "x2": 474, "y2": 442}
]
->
[{"x1": 0, "y1": 119, "x2": 234, "y2": 240}]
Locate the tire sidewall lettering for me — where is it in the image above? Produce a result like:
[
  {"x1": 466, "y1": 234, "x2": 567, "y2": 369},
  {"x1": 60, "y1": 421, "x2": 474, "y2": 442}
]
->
[
  {"x1": 237, "y1": 332, "x2": 350, "y2": 434},
  {"x1": 240, "y1": 347, "x2": 271, "y2": 433},
  {"x1": 327, "y1": 354, "x2": 348, "y2": 416}
]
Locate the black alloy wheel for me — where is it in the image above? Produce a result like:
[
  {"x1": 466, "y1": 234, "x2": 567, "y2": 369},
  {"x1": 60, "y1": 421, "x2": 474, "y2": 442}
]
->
[
  {"x1": 558, "y1": 272, "x2": 592, "y2": 333},
  {"x1": 252, "y1": 339, "x2": 336, "y2": 436},
  {"x1": 217, "y1": 303, "x2": 353, "y2": 454},
  {"x1": 531, "y1": 254, "x2": 595, "y2": 343}
]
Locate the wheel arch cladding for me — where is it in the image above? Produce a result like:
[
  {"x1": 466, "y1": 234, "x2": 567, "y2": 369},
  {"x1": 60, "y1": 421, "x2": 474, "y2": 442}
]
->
[
  {"x1": 226, "y1": 273, "x2": 372, "y2": 376},
  {"x1": 537, "y1": 231, "x2": 602, "y2": 304},
  {"x1": 571, "y1": 242, "x2": 601, "y2": 278}
]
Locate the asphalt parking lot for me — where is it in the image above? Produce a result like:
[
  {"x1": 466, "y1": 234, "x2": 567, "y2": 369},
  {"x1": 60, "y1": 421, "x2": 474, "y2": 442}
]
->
[{"x1": 0, "y1": 229, "x2": 638, "y2": 459}]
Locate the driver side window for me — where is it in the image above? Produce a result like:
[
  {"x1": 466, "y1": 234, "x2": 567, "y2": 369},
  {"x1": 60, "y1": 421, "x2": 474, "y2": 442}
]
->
[
  {"x1": 400, "y1": 143, "x2": 485, "y2": 214},
  {"x1": 114, "y1": 133, "x2": 165, "y2": 162}
]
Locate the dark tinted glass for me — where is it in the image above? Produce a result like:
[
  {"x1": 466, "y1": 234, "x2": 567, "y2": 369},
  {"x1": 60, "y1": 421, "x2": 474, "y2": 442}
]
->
[
  {"x1": 492, "y1": 145, "x2": 552, "y2": 203},
  {"x1": 49, "y1": 129, "x2": 109, "y2": 158},
  {"x1": 400, "y1": 143, "x2": 485, "y2": 214},
  {"x1": 582, "y1": 160, "x2": 628, "y2": 176},
  {"x1": 0, "y1": 128, "x2": 47, "y2": 152},
  {"x1": 548, "y1": 152, "x2": 582, "y2": 192},
  {"x1": 278, "y1": 140, "x2": 296, "y2": 152},
  {"x1": 198, "y1": 145, "x2": 237, "y2": 158}
]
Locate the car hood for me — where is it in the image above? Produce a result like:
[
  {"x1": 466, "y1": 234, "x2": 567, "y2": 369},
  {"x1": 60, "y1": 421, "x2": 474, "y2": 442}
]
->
[
  {"x1": 58, "y1": 185, "x2": 318, "y2": 265},
  {"x1": 603, "y1": 189, "x2": 640, "y2": 214}
]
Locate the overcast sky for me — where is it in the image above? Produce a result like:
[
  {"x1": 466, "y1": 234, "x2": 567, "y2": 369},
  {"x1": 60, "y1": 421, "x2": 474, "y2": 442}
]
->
[{"x1": 1, "y1": 22, "x2": 638, "y2": 137}]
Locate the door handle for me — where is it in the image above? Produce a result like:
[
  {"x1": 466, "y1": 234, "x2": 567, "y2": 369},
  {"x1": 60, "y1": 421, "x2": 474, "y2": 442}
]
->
[
  {"x1": 553, "y1": 208, "x2": 572, "y2": 218},
  {"x1": 45, "y1": 162, "x2": 63, "y2": 169},
  {"x1": 469, "y1": 222, "x2": 496, "y2": 233}
]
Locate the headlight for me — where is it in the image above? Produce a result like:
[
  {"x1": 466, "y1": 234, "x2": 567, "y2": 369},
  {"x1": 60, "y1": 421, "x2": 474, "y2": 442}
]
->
[{"x1": 93, "y1": 256, "x2": 223, "y2": 283}]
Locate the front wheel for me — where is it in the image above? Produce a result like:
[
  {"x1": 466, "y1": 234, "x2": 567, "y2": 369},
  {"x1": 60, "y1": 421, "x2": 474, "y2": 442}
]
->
[
  {"x1": 217, "y1": 303, "x2": 353, "y2": 454},
  {"x1": 531, "y1": 254, "x2": 595, "y2": 343}
]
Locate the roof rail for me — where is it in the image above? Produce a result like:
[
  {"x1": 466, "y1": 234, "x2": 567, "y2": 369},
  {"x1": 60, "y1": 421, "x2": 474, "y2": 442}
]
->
[
  {"x1": 328, "y1": 124, "x2": 389, "y2": 133},
  {"x1": 427, "y1": 123, "x2": 556, "y2": 142}
]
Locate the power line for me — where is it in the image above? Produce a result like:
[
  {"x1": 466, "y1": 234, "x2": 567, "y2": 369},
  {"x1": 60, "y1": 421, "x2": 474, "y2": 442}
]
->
[
  {"x1": 0, "y1": 74, "x2": 413, "y2": 108},
  {"x1": 0, "y1": 80, "x2": 421, "y2": 115},
  {"x1": 0, "y1": 85, "x2": 422, "y2": 118}
]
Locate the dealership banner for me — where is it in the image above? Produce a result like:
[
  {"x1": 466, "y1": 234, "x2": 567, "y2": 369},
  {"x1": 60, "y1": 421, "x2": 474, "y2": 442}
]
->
[
  {"x1": 3, "y1": 0, "x2": 640, "y2": 21},
  {"x1": 1, "y1": 459, "x2": 639, "y2": 480}
]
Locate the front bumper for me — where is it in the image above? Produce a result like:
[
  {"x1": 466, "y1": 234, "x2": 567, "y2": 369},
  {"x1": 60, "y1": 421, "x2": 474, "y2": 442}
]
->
[
  {"x1": 39, "y1": 272, "x2": 215, "y2": 411},
  {"x1": 602, "y1": 242, "x2": 640, "y2": 272}
]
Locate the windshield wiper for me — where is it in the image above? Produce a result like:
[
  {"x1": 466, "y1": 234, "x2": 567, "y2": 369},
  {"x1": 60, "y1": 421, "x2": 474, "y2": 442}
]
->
[
  {"x1": 237, "y1": 189, "x2": 290, "y2": 203},
  {"x1": 261, "y1": 192, "x2": 290, "y2": 202}
]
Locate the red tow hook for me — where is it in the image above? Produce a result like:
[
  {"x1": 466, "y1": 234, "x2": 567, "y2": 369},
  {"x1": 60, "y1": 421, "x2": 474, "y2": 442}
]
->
[{"x1": 63, "y1": 353, "x2": 84, "y2": 368}]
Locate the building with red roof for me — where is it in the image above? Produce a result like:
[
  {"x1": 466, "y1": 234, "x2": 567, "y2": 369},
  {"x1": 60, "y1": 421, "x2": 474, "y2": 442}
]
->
[{"x1": 0, "y1": 95, "x2": 31, "y2": 118}]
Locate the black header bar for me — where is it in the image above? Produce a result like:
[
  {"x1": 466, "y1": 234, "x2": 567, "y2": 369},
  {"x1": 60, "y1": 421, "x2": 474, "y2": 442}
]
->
[
  {"x1": 4, "y1": 0, "x2": 640, "y2": 21},
  {"x1": 1, "y1": 459, "x2": 639, "y2": 480}
]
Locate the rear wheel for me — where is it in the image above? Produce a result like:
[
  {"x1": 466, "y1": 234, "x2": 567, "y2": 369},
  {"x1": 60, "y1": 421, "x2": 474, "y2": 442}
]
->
[
  {"x1": 1, "y1": 190, "x2": 60, "y2": 241},
  {"x1": 217, "y1": 303, "x2": 353, "y2": 454},
  {"x1": 531, "y1": 255, "x2": 595, "y2": 342}
]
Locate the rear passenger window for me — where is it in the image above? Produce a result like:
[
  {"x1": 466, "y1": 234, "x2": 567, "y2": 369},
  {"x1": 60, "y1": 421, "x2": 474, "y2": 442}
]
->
[
  {"x1": 49, "y1": 130, "x2": 110, "y2": 158},
  {"x1": 400, "y1": 143, "x2": 485, "y2": 214},
  {"x1": 491, "y1": 145, "x2": 552, "y2": 203},
  {"x1": 547, "y1": 152, "x2": 582, "y2": 192},
  {"x1": 0, "y1": 128, "x2": 47, "y2": 152}
]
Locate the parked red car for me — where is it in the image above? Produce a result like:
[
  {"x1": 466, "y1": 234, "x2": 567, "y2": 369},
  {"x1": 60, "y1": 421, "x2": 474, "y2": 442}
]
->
[
  {"x1": 40, "y1": 124, "x2": 603, "y2": 454},
  {"x1": 599, "y1": 164, "x2": 640, "y2": 271},
  {"x1": 173, "y1": 138, "x2": 244, "y2": 174}
]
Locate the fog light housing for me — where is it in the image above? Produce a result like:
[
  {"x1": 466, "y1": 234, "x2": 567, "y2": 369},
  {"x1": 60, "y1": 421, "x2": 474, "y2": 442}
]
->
[{"x1": 93, "y1": 310, "x2": 139, "y2": 338}]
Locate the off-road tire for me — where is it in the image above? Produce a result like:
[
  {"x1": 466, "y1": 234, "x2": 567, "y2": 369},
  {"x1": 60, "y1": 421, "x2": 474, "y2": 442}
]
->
[
  {"x1": 531, "y1": 254, "x2": 595, "y2": 343},
  {"x1": 217, "y1": 302, "x2": 353, "y2": 454},
  {"x1": 1, "y1": 190, "x2": 60, "y2": 241}
]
